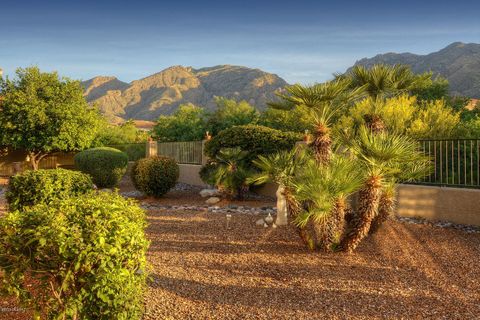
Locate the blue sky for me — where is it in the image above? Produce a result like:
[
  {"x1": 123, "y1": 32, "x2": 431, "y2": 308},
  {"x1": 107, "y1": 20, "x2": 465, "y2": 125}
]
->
[{"x1": 1, "y1": 0, "x2": 479, "y2": 84}]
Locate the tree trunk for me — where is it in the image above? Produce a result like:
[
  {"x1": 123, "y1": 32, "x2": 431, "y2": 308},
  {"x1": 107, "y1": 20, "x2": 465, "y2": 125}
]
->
[
  {"x1": 275, "y1": 185, "x2": 288, "y2": 226},
  {"x1": 369, "y1": 188, "x2": 395, "y2": 234},
  {"x1": 340, "y1": 175, "x2": 382, "y2": 253},
  {"x1": 284, "y1": 188, "x2": 315, "y2": 250},
  {"x1": 29, "y1": 153, "x2": 40, "y2": 170},
  {"x1": 312, "y1": 123, "x2": 331, "y2": 165}
]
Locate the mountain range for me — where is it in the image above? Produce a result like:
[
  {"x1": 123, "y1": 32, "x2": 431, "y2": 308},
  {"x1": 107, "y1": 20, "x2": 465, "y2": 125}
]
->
[
  {"x1": 352, "y1": 42, "x2": 480, "y2": 98},
  {"x1": 82, "y1": 65, "x2": 287, "y2": 122},
  {"x1": 83, "y1": 42, "x2": 480, "y2": 121}
]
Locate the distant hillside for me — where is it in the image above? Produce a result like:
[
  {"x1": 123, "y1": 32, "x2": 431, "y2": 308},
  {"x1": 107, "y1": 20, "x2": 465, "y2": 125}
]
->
[
  {"x1": 350, "y1": 42, "x2": 480, "y2": 98},
  {"x1": 82, "y1": 65, "x2": 288, "y2": 121}
]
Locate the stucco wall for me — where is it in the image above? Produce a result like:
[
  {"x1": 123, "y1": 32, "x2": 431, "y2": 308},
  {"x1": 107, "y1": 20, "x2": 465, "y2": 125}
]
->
[
  {"x1": 395, "y1": 184, "x2": 480, "y2": 226},
  {"x1": 178, "y1": 164, "x2": 208, "y2": 187},
  {"x1": 255, "y1": 183, "x2": 480, "y2": 226}
]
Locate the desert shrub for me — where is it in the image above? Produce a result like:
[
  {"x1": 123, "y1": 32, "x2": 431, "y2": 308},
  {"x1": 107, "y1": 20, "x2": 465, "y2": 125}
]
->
[
  {"x1": 6, "y1": 168, "x2": 93, "y2": 211},
  {"x1": 74, "y1": 147, "x2": 128, "y2": 188},
  {"x1": 131, "y1": 156, "x2": 179, "y2": 197},
  {"x1": 0, "y1": 192, "x2": 149, "y2": 319},
  {"x1": 204, "y1": 125, "x2": 302, "y2": 162}
]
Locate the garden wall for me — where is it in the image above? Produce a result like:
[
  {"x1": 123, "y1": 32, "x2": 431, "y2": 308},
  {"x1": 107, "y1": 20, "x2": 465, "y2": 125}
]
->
[
  {"x1": 178, "y1": 164, "x2": 208, "y2": 187},
  {"x1": 255, "y1": 183, "x2": 480, "y2": 227}
]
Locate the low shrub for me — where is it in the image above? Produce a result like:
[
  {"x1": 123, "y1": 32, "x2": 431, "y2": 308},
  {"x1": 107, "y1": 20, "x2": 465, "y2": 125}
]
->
[
  {"x1": 199, "y1": 160, "x2": 218, "y2": 186},
  {"x1": 132, "y1": 156, "x2": 179, "y2": 197},
  {"x1": 0, "y1": 192, "x2": 149, "y2": 319},
  {"x1": 204, "y1": 125, "x2": 302, "y2": 162},
  {"x1": 74, "y1": 147, "x2": 128, "y2": 188},
  {"x1": 7, "y1": 168, "x2": 93, "y2": 211}
]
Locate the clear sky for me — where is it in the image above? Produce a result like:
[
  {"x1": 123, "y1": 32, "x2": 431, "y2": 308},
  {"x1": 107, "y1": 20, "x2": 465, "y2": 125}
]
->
[{"x1": 1, "y1": 0, "x2": 479, "y2": 84}]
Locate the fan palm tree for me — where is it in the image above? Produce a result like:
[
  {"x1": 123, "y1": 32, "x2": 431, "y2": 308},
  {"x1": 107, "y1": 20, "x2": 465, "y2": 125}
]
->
[
  {"x1": 339, "y1": 126, "x2": 430, "y2": 253},
  {"x1": 269, "y1": 78, "x2": 364, "y2": 164},
  {"x1": 249, "y1": 147, "x2": 309, "y2": 225},
  {"x1": 341, "y1": 64, "x2": 431, "y2": 99},
  {"x1": 211, "y1": 147, "x2": 254, "y2": 199},
  {"x1": 292, "y1": 154, "x2": 364, "y2": 251}
]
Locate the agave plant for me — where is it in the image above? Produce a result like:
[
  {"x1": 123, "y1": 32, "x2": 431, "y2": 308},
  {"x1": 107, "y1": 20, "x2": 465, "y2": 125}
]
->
[
  {"x1": 211, "y1": 147, "x2": 254, "y2": 199},
  {"x1": 249, "y1": 147, "x2": 309, "y2": 226},
  {"x1": 292, "y1": 153, "x2": 364, "y2": 251},
  {"x1": 339, "y1": 126, "x2": 431, "y2": 252}
]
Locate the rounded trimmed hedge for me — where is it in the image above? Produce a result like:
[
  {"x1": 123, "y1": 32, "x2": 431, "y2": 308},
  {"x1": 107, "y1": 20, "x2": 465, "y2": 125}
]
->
[
  {"x1": 131, "y1": 156, "x2": 179, "y2": 197},
  {"x1": 0, "y1": 192, "x2": 148, "y2": 319},
  {"x1": 7, "y1": 168, "x2": 93, "y2": 211},
  {"x1": 74, "y1": 147, "x2": 128, "y2": 188},
  {"x1": 204, "y1": 125, "x2": 302, "y2": 162}
]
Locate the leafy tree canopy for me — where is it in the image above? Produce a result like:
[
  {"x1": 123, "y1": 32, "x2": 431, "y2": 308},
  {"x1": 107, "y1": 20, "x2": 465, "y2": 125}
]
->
[
  {"x1": 207, "y1": 97, "x2": 259, "y2": 135},
  {"x1": 0, "y1": 66, "x2": 101, "y2": 169},
  {"x1": 153, "y1": 104, "x2": 208, "y2": 142}
]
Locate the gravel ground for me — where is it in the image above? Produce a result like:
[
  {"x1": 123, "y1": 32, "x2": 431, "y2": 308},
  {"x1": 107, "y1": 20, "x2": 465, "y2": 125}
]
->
[{"x1": 144, "y1": 209, "x2": 480, "y2": 320}]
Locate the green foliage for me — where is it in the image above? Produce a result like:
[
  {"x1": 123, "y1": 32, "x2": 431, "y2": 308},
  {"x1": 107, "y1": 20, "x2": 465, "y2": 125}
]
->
[
  {"x1": 74, "y1": 147, "x2": 128, "y2": 188},
  {"x1": 131, "y1": 156, "x2": 179, "y2": 197},
  {"x1": 258, "y1": 105, "x2": 312, "y2": 133},
  {"x1": 199, "y1": 160, "x2": 218, "y2": 186},
  {"x1": 408, "y1": 100, "x2": 461, "y2": 138},
  {"x1": 204, "y1": 125, "x2": 302, "y2": 162},
  {"x1": 108, "y1": 143, "x2": 146, "y2": 161},
  {"x1": 0, "y1": 192, "x2": 148, "y2": 319},
  {"x1": 94, "y1": 120, "x2": 149, "y2": 145},
  {"x1": 205, "y1": 147, "x2": 255, "y2": 199},
  {"x1": 0, "y1": 67, "x2": 102, "y2": 169},
  {"x1": 6, "y1": 168, "x2": 93, "y2": 211},
  {"x1": 207, "y1": 97, "x2": 259, "y2": 135},
  {"x1": 412, "y1": 76, "x2": 450, "y2": 101},
  {"x1": 153, "y1": 104, "x2": 208, "y2": 142}
]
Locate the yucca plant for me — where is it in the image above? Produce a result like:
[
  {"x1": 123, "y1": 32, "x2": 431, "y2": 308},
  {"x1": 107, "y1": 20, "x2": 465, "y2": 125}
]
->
[
  {"x1": 292, "y1": 154, "x2": 364, "y2": 251},
  {"x1": 249, "y1": 147, "x2": 309, "y2": 225},
  {"x1": 210, "y1": 147, "x2": 254, "y2": 199},
  {"x1": 339, "y1": 126, "x2": 430, "y2": 253}
]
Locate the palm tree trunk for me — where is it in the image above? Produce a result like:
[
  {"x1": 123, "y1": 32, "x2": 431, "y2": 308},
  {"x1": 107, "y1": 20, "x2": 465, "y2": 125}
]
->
[
  {"x1": 314, "y1": 198, "x2": 347, "y2": 251},
  {"x1": 369, "y1": 188, "x2": 395, "y2": 234},
  {"x1": 284, "y1": 188, "x2": 315, "y2": 250},
  {"x1": 340, "y1": 175, "x2": 382, "y2": 253},
  {"x1": 312, "y1": 123, "x2": 331, "y2": 165}
]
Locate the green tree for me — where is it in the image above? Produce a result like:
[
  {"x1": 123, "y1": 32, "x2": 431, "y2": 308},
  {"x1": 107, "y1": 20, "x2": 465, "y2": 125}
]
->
[
  {"x1": 152, "y1": 104, "x2": 208, "y2": 142},
  {"x1": 259, "y1": 105, "x2": 311, "y2": 133},
  {"x1": 207, "y1": 97, "x2": 259, "y2": 135},
  {"x1": 94, "y1": 119, "x2": 148, "y2": 145},
  {"x1": 0, "y1": 67, "x2": 101, "y2": 170},
  {"x1": 408, "y1": 100, "x2": 461, "y2": 138},
  {"x1": 411, "y1": 76, "x2": 449, "y2": 101}
]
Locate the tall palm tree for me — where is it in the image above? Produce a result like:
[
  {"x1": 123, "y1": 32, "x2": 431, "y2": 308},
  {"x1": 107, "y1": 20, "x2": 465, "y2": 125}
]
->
[
  {"x1": 270, "y1": 78, "x2": 364, "y2": 164},
  {"x1": 341, "y1": 64, "x2": 431, "y2": 99},
  {"x1": 292, "y1": 154, "x2": 364, "y2": 251},
  {"x1": 339, "y1": 126, "x2": 430, "y2": 253}
]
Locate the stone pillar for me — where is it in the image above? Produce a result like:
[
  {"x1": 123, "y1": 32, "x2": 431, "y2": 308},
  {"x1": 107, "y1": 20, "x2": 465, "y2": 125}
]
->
[{"x1": 146, "y1": 141, "x2": 157, "y2": 158}]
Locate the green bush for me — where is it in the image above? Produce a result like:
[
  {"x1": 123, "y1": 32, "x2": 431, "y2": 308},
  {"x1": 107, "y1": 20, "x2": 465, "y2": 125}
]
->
[
  {"x1": 0, "y1": 192, "x2": 148, "y2": 319},
  {"x1": 74, "y1": 147, "x2": 128, "y2": 188},
  {"x1": 108, "y1": 143, "x2": 146, "y2": 161},
  {"x1": 199, "y1": 160, "x2": 217, "y2": 186},
  {"x1": 6, "y1": 168, "x2": 93, "y2": 211},
  {"x1": 132, "y1": 156, "x2": 179, "y2": 197},
  {"x1": 204, "y1": 125, "x2": 302, "y2": 162}
]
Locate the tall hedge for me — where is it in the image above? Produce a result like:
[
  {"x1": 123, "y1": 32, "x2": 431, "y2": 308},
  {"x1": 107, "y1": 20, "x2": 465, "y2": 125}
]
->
[
  {"x1": 7, "y1": 168, "x2": 93, "y2": 211},
  {"x1": 0, "y1": 192, "x2": 149, "y2": 319},
  {"x1": 204, "y1": 125, "x2": 302, "y2": 162},
  {"x1": 74, "y1": 147, "x2": 128, "y2": 188}
]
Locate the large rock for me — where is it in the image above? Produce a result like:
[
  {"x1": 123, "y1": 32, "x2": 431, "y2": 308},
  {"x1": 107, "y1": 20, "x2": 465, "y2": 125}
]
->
[
  {"x1": 200, "y1": 189, "x2": 221, "y2": 198},
  {"x1": 205, "y1": 197, "x2": 221, "y2": 205}
]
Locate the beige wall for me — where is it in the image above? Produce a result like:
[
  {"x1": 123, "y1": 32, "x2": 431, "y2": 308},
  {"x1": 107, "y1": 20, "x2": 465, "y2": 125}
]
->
[
  {"x1": 395, "y1": 184, "x2": 480, "y2": 226},
  {"x1": 255, "y1": 183, "x2": 480, "y2": 226},
  {"x1": 178, "y1": 164, "x2": 208, "y2": 187}
]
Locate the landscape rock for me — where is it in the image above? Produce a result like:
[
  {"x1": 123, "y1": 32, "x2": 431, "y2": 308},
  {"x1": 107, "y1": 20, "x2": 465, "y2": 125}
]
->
[
  {"x1": 200, "y1": 189, "x2": 221, "y2": 198},
  {"x1": 256, "y1": 218, "x2": 265, "y2": 226},
  {"x1": 205, "y1": 197, "x2": 221, "y2": 205}
]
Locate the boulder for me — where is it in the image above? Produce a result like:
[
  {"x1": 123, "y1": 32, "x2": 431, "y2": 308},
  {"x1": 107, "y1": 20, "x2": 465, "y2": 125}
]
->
[
  {"x1": 205, "y1": 197, "x2": 221, "y2": 205},
  {"x1": 200, "y1": 189, "x2": 220, "y2": 198},
  {"x1": 256, "y1": 218, "x2": 265, "y2": 226}
]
